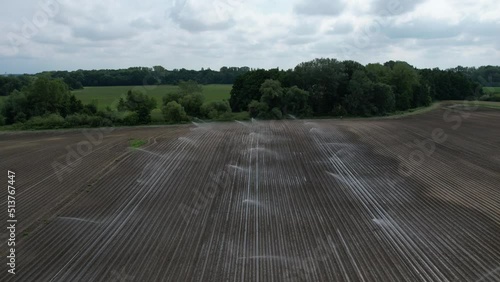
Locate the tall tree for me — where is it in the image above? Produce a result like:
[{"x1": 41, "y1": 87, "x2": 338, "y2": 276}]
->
[
  {"x1": 260, "y1": 79, "x2": 284, "y2": 110},
  {"x1": 390, "y1": 62, "x2": 419, "y2": 111}
]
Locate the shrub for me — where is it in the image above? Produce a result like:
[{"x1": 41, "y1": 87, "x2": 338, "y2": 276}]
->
[
  {"x1": 89, "y1": 116, "x2": 111, "y2": 127},
  {"x1": 163, "y1": 92, "x2": 183, "y2": 105},
  {"x1": 65, "y1": 114, "x2": 91, "y2": 127},
  {"x1": 271, "y1": 107, "x2": 283, "y2": 119},
  {"x1": 201, "y1": 100, "x2": 232, "y2": 119},
  {"x1": 14, "y1": 112, "x2": 27, "y2": 123},
  {"x1": 83, "y1": 103, "x2": 98, "y2": 115},
  {"x1": 123, "y1": 112, "x2": 140, "y2": 126},
  {"x1": 248, "y1": 100, "x2": 269, "y2": 118},
  {"x1": 162, "y1": 101, "x2": 188, "y2": 123},
  {"x1": 24, "y1": 114, "x2": 65, "y2": 129},
  {"x1": 180, "y1": 93, "x2": 204, "y2": 117},
  {"x1": 332, "y1": 105, "x2": 347, "y2": 117},
  {"x1": 65, "y1": 114, "x2": 112, "y2": 128},
  {"x1": 42, "y1": 114, "x2": 65, "y2": 128}
]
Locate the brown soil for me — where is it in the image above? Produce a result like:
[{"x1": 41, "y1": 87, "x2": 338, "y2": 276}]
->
[{"x1": 1, "y1": 106, "x2": 499, "y2": 281}]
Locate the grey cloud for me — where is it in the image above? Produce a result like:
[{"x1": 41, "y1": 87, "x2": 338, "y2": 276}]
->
[
  {"x1": 53, "y1": 3, "x2": 113, "y2": 26},
  {"x1": 411, "y1": 34, "x2": 499, "y2": 49},
  {"x1": 309, "y1": 38, "x2": 343, "y2": 55},
  {"x1": 462, "y1": 19, "x2": 500, "y2": 37},
  {"x1": 292, "y1": 22, "x2": 319, "y2": 36},
  {"x1": 327, "y1": 21, "x2": 354, "y2": 35},
  {"x1": 72, "y1": 26, "x2": 136, "y2": 41},
  {"x1": 168, "y1": 0, "x2": 235, "y2": 32},
  {"x1": 32, "y1": 34, "x2": 65, "y2": 45},
  {"x1": 283, "y1": 36, "x2": 316, "y2": 46},
  {"x1": 294, "y1": 0, "x2": 346, "y2": 16},
  {"x1": 382, "y1": 18, "x2": 500, "y2": 40},
  {"x1": 130, "y1": 18, "x2": 161, "y2": 30},
  {"x1": 383, "y1": 19, "x2": 461, "y2": 39},
  {"x1": 171, "y1": 16, "x2": 234, "y2": 32},
  {"x1": 370, "y1": 0, "x2": 425, "y2": 16}
]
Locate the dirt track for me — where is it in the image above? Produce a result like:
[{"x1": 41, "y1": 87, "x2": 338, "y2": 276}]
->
[{"x1": 1, "y1": 105, "x2": 500, "y2": 281}]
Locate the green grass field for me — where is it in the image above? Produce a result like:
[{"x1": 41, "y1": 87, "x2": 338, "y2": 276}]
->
[
  {"x1": 483, "y1": 87, "x2": 500, "y2": 96},
  {"x1": 72, "y1": 84, "x2": 232, "y2": 110}
]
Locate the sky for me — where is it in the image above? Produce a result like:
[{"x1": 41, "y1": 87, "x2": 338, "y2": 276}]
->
[{"x1": 0, "y1": 0, "x2": 499, "y2": 74}]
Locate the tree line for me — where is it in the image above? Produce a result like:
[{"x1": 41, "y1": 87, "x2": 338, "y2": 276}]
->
[
  {"x1": 0, "y1": 58, "x2": 496, "y2": 129},
  {"x1": 0, "y1": 66, "x2": 251, "y2": 94},
  {"x1": 1, "y1": 63, "x2": 497, "y2": 97},
  {"x1": 230, "y1": 59, "x2": 485, "y2": 118}
]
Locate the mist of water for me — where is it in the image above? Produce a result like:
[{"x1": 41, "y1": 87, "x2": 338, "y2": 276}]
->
[
  {"x1": 228, "y1": 165, "x2": 249, "y2": 173},
  {"x1": 58, "y1": 217, "x2": 100, "y2": 224}
]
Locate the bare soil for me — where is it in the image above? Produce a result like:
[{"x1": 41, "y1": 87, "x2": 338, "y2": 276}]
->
[{"x1": 1, "y1": 105, "x2": 499, "y2": 281}]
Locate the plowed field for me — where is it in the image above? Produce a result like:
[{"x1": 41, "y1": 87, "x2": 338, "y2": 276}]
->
[{"x1": 1, "y1": 105, "x2": 499, "y2": 281}]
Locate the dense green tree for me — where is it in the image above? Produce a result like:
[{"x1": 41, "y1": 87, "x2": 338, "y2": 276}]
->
[
  {"x1": 68, "y1": 95, "x2": 84, "y2": 114},
  {"x1": 420, "y1": 69, "x2": 481, "y2": 101},
  {"x1": 282, "y1": 86, "x2": 311, "y2": 117},
  {"x1": 117, "y1": 98, "x2": 127, "y2": 112},
  {"x1": 163, "y1": 92, "x2": 183, "y2": 105},
  {"x1": 271, "y1": 107, "x2": 283, "y2": 119},
  {"x1": 371, "y1": 83, "x2": 395, "y2": 115},
  {"x1": 390, "y1": 62, "x2": 419, "y2": 111},
  {"x1": 248, "y1": 100, "x2": 269, "y2": 118},
  {"x1": 180, "y1": 93, "x2": 204, "y2": 117},
  {"x1": 162, "y1": 80, "x2": 205, "y2": 117},
  {"x1": 345, "y1": 70, "x2": 374, "y2": 116},
  {"x1": 25, "y1": 77, "x2": 73, "y2": 117},
  {"x1": 82, "y1": 103, "x2": 98, "y2": 115},
  {"x1": 201, "y1": 101, "x2": 231, "y2": 119},
  {"x1": 0, "y1": 75, "x2": 33, "y2": 96},
  {"x1": 343, "y1": 60, "x2": 365, "y2": 80},
  {"x1": 292, "y1": 58, "x2": 347, "y2": 115},
  {"x1": 0, "y1": 78, "x2": 106, "y2": 126},
  {"x1": 260, "y1": 79, "x2": 284, "y2": 109},
  {"x1": 120, "y1": 90, "x2": 157, "y2": 124},
  {"x1": 229, "y1": 69, "x2": 282, "y2": 112},
  {"x1": 1, "y1": 90, "x2": 28, "y2": 124},
  {"x1": 412, "y1": 83, "x2": 432, "y2": 108},
  {"x1": 365, "y1": 63, "x2": 391, "y2": 84},
  {"x1": 162, "y1": 101, "x2": 188, "y2": 122}
]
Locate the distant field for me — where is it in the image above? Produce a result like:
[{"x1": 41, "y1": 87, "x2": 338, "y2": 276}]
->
[
  {"x1": 72, "y1": 84, "x2": 232, "y2": 110},
  {"x1": 484, "y1": 87, "x2": 500, "y2": 95}
]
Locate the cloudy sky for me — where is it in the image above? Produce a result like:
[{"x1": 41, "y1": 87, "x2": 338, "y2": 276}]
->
[{"x1": 0, "y1": 0, "x2": 499, "y2": 73}]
